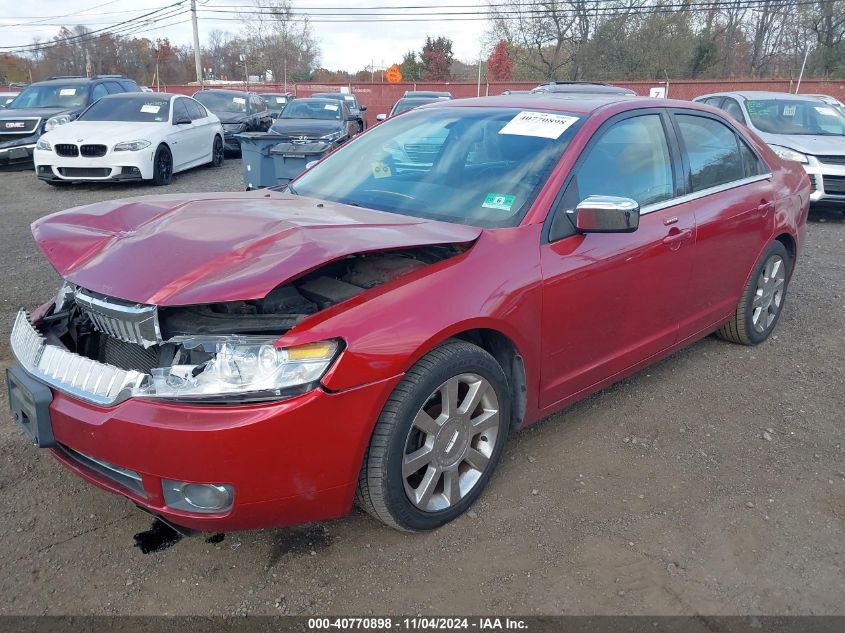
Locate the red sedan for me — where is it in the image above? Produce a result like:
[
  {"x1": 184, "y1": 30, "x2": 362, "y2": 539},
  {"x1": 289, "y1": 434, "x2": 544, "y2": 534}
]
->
[{"x1": 8, "y1": 95, "x2": 809, "y2": 532}]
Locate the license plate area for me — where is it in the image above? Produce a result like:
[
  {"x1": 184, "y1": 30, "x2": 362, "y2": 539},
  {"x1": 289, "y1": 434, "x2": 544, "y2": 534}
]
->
[{"x1": 6, "y1": 364, "x2": 55, "y2": 448}]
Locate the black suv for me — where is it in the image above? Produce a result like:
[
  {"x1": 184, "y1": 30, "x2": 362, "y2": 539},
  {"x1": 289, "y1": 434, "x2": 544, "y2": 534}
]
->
[
  {"x1": 192, "y1": 89, "x2": 273, "y2": 153},
  {"x1": 0, "y1": 75, "x2": 139, "y2": 167}
]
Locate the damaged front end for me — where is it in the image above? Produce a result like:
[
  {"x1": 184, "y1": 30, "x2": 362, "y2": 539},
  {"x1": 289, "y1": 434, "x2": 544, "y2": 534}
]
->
[{"x1": 15, "y1": 246, "x2": 463, "y2": 406}]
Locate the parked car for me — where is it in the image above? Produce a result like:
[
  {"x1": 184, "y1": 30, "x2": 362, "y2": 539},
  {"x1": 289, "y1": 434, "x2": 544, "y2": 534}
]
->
[
  {"x1": 9, "y1": 95, "x2": 808, "y2": 534},
  {"x1": 695, "y1": 91, "x2": 845, "y2": 205},
  {"x1": 804, "y1": 94, "x2": 845, "y2": 117},
  {"x1": 33, "y1": 93, "x2": 224, "y2": 186},
  {"x1": 258, "y1": 92, "x2": 294, "y2": 118},
  {"x1": 310, "y1": 92, "x2": 367, "y2": 132},
  {"x1": 1, "y1": 92, "x2": 19, "y2": 108},
  {"x1": 376, "y1": 96, "x2": 441, "y2": 121},
  {"x1": 192, "y1": 88, "x2": 272, "y2": 153},
  {"x1": 0, "y1": 75, "x2": 139, "y2": 167},
  {"x1": 531, "y1": 81, "x2": 637, "y2": 96},
  {"x1": 404, "y1": 90, "x2": 452, "y2": 99},
  {"x1": 268, "y1": 98, "x2": 358, "y2": 147}
]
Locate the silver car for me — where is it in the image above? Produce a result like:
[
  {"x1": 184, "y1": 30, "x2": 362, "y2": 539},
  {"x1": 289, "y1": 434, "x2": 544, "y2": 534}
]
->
[{"x1": 694, "y1": 91, "x2": 845, "y2": 205}]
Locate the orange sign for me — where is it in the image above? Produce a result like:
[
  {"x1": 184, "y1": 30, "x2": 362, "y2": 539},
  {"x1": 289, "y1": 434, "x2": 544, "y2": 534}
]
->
[{"x1": 385, "y1": 64, "x2": 403, "y2": 83}]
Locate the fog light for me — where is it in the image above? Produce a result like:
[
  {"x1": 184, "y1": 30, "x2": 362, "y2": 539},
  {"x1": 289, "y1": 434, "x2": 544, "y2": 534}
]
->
[{"x1": 162, "y1": 480, "x2": 234, "y2": 513}]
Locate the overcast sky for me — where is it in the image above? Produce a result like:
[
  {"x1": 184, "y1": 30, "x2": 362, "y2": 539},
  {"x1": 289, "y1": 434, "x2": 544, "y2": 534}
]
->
[{"x1": 1, "y1": 0, "x2": 490, "y2": 73}]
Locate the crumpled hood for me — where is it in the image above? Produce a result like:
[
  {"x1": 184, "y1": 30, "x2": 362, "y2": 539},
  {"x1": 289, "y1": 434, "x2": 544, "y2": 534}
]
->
[
  {"x1": 32, "y1": 191, "x2": 481, "y2": 306},
  {"x1": 0, "y1": 105, "x2": 72, "y2": 120},
  {"x1": 269, "y1": 119, "x2": 342, "y2": 137},
  {"x1": 756, "y1": 130, "x2": 845, "y2": 156}
]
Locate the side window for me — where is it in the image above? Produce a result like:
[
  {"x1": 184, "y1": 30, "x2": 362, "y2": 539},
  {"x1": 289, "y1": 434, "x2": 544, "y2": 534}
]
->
[
  {"x1": 105, "y1": 82, "x2": 124, "y2": 94},
  {"x1": 721, "y1": 98, "x2": 744, "y2": 122},
  {"x1": 90, "y1": 84, "x2": 108, "y2": 101},
  {"x1": 172, "y1": 98, "x2": 190, "y2": 123},
  {"x1": 549, "y1": 114, "x2": 674, "y2": 241},
  {"x1": 676, "y1": 114, "x2": 744, "y2": 191},
  {"x1": 701, "y1": 97, "x2": 723, "y2": 107},
  {"x1": 185, "y1": 99, "x2": 204, "y2": 121},
  {"x1": 252, "y1": 95, "x2": 266, "y2": 112},
  {"x1": 194, "y1": 102, "x2": 208, "y2": 118},
  {"x1": 739, "y1": 138, "x2": 765, "y2": 178}
]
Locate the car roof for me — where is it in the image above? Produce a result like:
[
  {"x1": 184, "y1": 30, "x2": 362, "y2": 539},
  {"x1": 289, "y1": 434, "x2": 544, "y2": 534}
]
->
[
  {"x1": 425, "y1": 93, "x2": 648, "y2": 115},
  {"x1": 701, "y1": 90, "x2": 825, "y2": 101},
  {"x1": 311, "y1": 92, "x2": 354, "y2": 98},
  {"x1": 195, "y1": 88, "x2": 251, "y2": 96},
  {"x1": 98, "y1": 92, "x2": 178, "y2": 100},
  {"x1": 291, "y1": 97, "x2": 345, "y2": 104},
  {"x1": 533, "y1": 83, "x2": 636, "y2": 95}
]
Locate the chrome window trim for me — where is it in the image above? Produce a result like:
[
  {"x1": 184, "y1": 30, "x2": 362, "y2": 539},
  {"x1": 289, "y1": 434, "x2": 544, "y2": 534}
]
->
[{"x1": 639, "y1": 173, "x2": 772, "y2": 216}]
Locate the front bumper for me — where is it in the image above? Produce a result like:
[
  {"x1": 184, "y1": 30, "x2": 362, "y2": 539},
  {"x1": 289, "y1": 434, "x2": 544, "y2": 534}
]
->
[
  {"x1": 0, "y1": 142, "x2": 36, "y2": 166},
  {"x1": 34, "y1": 147, "x2": 154, "y2": 182},
  {"x1": 804, "y1": 158, "x2": 845, "y2": 204},
  {"x1": 9, "y1": 315, "x2": 401, "y2": 531},
  {"x1": 222, "y1": 131, "x2": 243, "y2": 152}
]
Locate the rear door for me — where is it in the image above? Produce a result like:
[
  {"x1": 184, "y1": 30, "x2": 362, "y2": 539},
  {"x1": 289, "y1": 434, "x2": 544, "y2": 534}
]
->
[
  {"x1": 184, "y1": 98, "x2": 210, "y2": 162},
  {"x1": 539, "y1": 110, "x2": 696, "y2": 408},
  {"x1": 669, "y1": 109, "x2": 775, "y2": 340}
]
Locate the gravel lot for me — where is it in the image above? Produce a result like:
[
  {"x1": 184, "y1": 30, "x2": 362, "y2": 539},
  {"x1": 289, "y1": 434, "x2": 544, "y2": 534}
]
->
[{"x1": 0, "y1": 162, "x2": 842, "y2": 616}]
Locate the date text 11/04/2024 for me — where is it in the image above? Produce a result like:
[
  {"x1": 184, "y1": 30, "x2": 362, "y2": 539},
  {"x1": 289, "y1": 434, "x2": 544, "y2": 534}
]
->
[{"x1": 307, "y1": 617, "x2": 528, "y2": 630}]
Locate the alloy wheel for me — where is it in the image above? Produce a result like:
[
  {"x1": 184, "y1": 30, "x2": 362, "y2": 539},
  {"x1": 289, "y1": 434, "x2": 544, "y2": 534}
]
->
[
  {"x1": 402, "y1": 373, "x2": 500, "y2": 512},
  {"x1": 157, "y1": 149, "x2": 172, "y2": 182},
  {"x1": 752, "y1": 254, "x2": 786, "y2": 333}
]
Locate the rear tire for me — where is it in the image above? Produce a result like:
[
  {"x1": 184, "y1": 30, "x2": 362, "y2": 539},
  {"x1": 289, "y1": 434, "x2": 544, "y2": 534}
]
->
[
  {"x1": 152, "y1": 145, "x2": 173, "y2": 186},
  {"x1": 717, "y1": 240, "x2": 791, "y2": 345},
  {"x1": 356, "y1": 339, "x2": 510, "y2": 531}
]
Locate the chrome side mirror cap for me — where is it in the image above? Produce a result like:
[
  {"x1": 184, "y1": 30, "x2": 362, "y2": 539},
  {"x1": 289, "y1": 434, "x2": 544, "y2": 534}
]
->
[
  {"x1": 574, "y1": 195, "x2": 640, "y2": 233},
  {"x1": 376, "y1": 113, "x2": 387, "y2": 121}
]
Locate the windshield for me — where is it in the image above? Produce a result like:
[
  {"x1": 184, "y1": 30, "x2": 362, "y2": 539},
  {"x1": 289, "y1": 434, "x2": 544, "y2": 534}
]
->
[
  {"x1": 391, "y1": 98, "x2": 437, "y2": 116},
  {"x1": 746, "y1": 99, "x2": 845, "y2": 136},
  {"x1": 280, "y1": 100, "x2": 342, "y2": 120},
  {"x1": 292, "y1": 106, "x2": 582, "y2": 228},
  {"x1": 261, "y1": 94, "x2": 288, "y2": 107},
  {"x1": 78, "y1": 96, "x2": 170, "y2": 122},
  {"x1": 8, "y1": 84, "x2": 88, "y2": 109},
  {"x1": 313, "y1": 93, "x2": 358, "y2": 108},
  {"x1": 193, "y1": 92, "x2": 249, "y2": 114}
]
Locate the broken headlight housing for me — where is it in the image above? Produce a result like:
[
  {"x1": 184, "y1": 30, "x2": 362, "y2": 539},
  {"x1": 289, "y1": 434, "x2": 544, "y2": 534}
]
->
[{"x1": 138, "y1": 337, "x2": 341, "y2": 403}]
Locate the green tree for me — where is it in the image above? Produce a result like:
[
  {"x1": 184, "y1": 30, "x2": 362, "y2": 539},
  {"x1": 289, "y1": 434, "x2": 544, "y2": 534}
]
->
[{"x1": 398, "y1": 50, "x2": 422, "y2": 81}]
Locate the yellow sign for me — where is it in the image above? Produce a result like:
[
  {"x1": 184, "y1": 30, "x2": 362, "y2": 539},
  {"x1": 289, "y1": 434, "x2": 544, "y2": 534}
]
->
[{"x1": 386, "y1": 64, "x2": 403, "y2": 84}]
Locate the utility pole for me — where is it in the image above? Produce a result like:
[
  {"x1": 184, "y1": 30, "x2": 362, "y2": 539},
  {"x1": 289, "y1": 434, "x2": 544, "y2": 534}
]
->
[{"x1": 190, "y1": 0, "x2": 203, "y2": 86}]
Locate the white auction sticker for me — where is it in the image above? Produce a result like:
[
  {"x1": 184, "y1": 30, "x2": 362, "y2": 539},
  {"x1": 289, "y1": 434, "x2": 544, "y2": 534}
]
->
[
  {"x1": 233, "y1": 97, "x2": 246, "y2": 104},
  {"x1": 59, "y1": 88, "x2": 77, "y2": 96},
  {"x1": 499, "y1": 111, "x2": 579, "y2": 139},
  {"x1": 140, "y1": 104, "x2": 161, "y2": 114},
  {"x1": 782, "y1": 105, "x2": 796, "y2": 117},
  {"x1": 324, "y1": 104, "x2": 339, "y2": 111},
  {"x1": 276, "y1": 97, "x2": 286, "y2": 103}
]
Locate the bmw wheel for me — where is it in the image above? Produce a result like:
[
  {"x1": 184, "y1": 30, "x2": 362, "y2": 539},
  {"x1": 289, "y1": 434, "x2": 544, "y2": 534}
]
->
[
  {"x1": 211, "y1": 135, "x2": 224, "y2": 167},
  {"x1": 357, "y1": 339, "x2": 510, "y2": 531},
  {"x1": 152, "y1": 144, "x2": 173, "y2": 186}
]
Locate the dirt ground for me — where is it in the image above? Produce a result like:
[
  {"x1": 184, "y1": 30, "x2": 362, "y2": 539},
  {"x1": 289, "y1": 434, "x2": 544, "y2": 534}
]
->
[{"x1": 0, "y1": 162, "x2": 842, "y2": 616}]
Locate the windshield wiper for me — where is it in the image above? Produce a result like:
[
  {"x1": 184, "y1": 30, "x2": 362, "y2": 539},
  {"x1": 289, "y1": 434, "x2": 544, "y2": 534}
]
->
[{"x1": 286, "y1": 183, "x2": 298, "y2": 195}]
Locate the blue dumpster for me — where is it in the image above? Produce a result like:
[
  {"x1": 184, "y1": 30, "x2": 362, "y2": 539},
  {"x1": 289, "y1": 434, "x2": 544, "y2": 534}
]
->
[
  {"x1": 235, "y1": 132, "x2": 290, "y2": 190},
  {"x1": 269, "y1": 141, "x2": 333, "y2": 187}
]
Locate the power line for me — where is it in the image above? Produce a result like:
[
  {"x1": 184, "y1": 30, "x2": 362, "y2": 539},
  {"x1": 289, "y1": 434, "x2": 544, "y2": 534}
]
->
[{"x1": 0, "y1": 4, "x2": 187, "y2": 53}]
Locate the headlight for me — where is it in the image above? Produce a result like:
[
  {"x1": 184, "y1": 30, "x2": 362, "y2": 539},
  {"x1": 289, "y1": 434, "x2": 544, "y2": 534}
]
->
[
  {"x1": 223, "y1": 123, "x2": 246, "y2": 131},
  {"x1": 769, "y1": 145, "x2": 808, "y2": 164},
  {"x1": 113, "y1": 140, "x2": 151, "y2": 152},
  {"x1": 44, "y1": 114, "x2": 71, "y2": 132},
  {"x1": 319, "y1": 130, "x2": 343, "y2": 141},
  {"x1": 36, "y1": 138, "x2": 52, "y2": 151},
  {"x1": 138, "y1": 337, "x2": 340, "y2": 402}
]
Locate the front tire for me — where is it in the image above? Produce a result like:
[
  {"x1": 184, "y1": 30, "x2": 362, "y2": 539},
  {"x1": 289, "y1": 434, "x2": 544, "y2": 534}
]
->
[
  {"x1": 152, "y1": 144, "x2": 173, "y2": 186},
  {"x1": 357, "y1": 340, "x2": 510, "y2": 531},
  {"x1": 717, "y1": 240, "x2": 791, "y2": 345},
  {"x1": 210, "y1": 135, "x2": 224, "y2": 167}
]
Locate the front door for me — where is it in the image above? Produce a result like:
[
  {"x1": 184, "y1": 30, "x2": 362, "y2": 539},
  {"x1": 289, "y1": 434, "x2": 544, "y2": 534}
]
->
[{"x1": 539, "y1": 112, "x2": 696, "y2": 409}]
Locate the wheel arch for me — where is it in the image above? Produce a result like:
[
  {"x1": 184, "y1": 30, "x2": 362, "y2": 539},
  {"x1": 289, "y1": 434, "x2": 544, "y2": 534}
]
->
[{"x1": 774, "y1": 232, "x2": 796, "y2": 271}]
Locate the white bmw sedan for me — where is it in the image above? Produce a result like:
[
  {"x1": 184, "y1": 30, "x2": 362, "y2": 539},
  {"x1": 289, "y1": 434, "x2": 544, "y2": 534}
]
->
[{"x1": 34, "y1": 93, "x2": 224, "y2": 186}]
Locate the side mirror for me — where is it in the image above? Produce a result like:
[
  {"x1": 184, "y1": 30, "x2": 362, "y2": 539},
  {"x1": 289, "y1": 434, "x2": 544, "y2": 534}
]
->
[
  {"x1": 360, "y1": 105, "x2": 367, "y2": 111},
  {"x1": 376, "y1": 113, "x2": 387, "y2": 121},
  {"x1": 174, "y1": 116, "x2": 191, "y2": 125},
  {"x1": 574, "y1": 195, "x2": 640, "y2": 233}
]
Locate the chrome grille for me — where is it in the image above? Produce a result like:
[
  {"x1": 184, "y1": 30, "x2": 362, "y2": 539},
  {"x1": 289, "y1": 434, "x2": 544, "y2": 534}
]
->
[
  {"x1": 0, "y1": 117, "x2": 40, "y2": 135},
  {"x1": 10, "y1": 310, "x2": 146, "y2": 406},
  {"x1": 403, "y1": 142, "x2": 441, "y2": 164},
  {"x1": 74, "y1": 288, "x2": 160, "y2": 348}
]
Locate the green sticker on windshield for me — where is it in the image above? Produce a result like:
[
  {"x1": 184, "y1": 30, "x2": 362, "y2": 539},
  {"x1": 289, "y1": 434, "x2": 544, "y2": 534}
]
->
[{"x1": 483, "y1": 193, "x2": 516, "y2": 211}]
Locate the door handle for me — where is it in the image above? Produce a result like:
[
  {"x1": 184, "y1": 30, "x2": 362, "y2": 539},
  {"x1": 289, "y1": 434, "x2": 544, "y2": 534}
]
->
[
  {"x1": 758, "y1": 201, "x2": 774, "y2": 216},
  {"x1": 662, "y1": 228, "x2": 692, "y2": 248}
]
